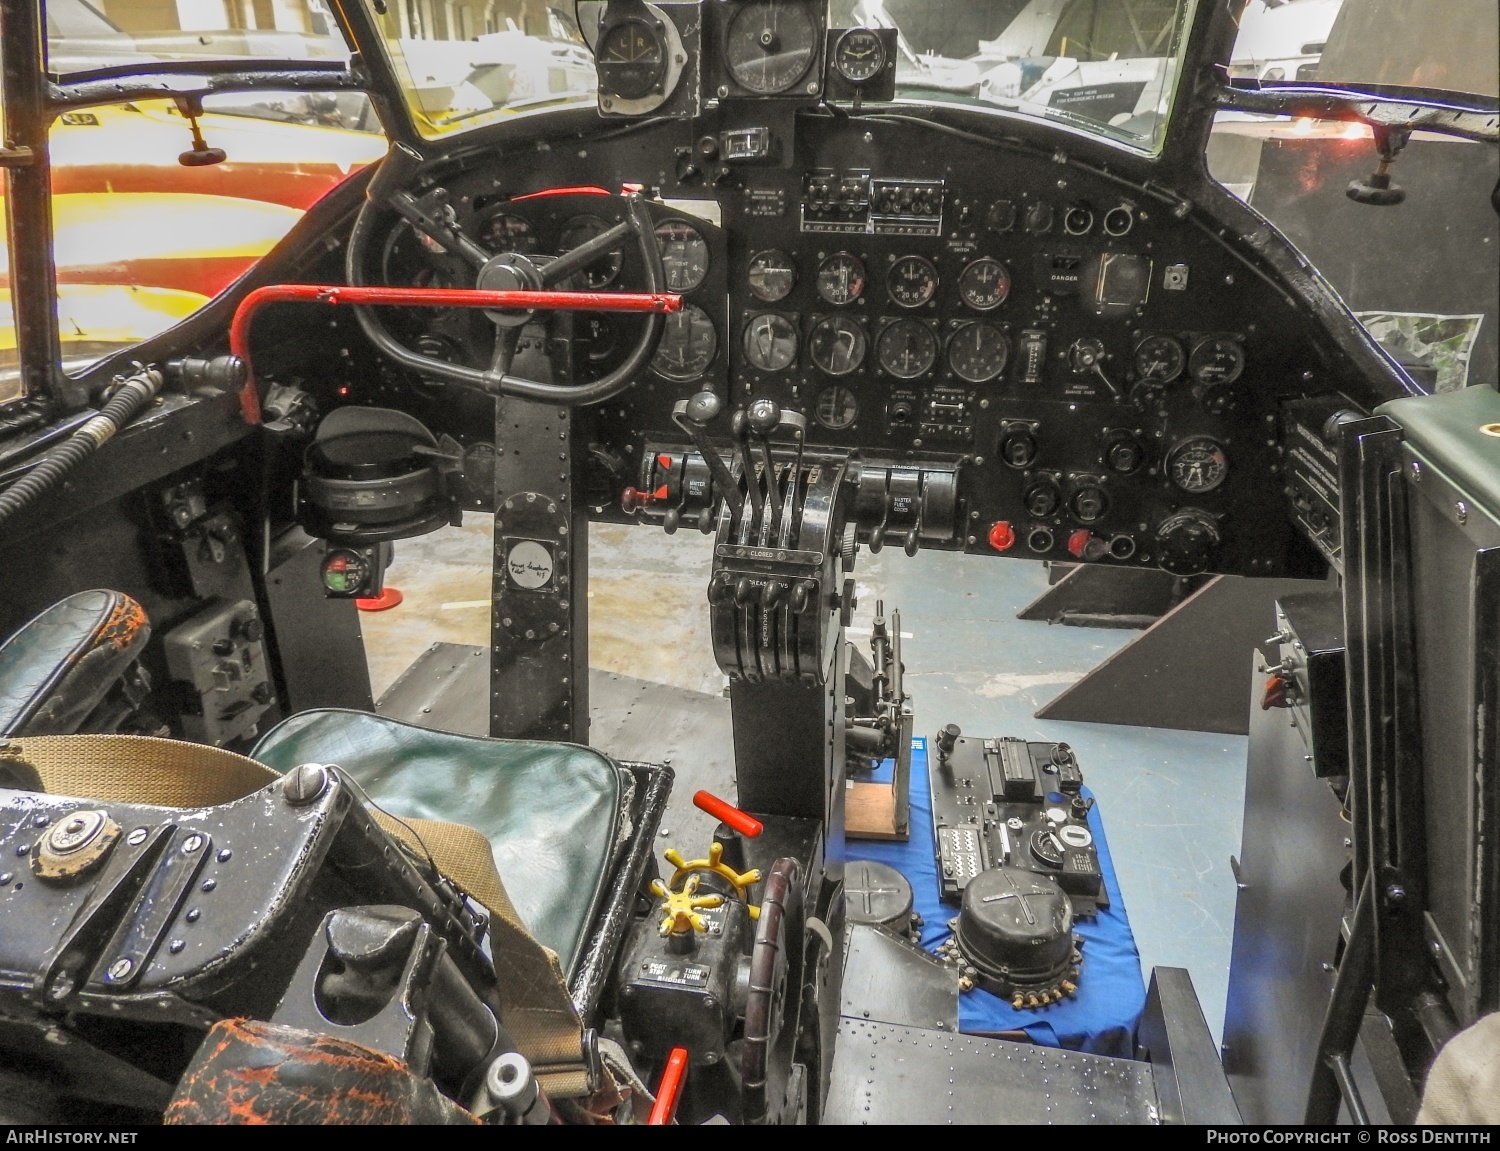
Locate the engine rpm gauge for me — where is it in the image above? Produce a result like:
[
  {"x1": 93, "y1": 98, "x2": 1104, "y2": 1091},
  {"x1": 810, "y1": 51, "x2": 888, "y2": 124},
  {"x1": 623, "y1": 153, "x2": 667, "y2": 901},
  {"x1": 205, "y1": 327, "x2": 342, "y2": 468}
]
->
[
  {"x1": 558, "y1": 215, "x2": 622, "y2": 288},
  {"x1": 809, "y1": 315, "x2": 866, "y2": 376},
  {"x1": 748, "y1": 250, "x2": 796, "y2": 302},
  {"x1": 743, "y1": 313, "x2": 798, "y2": 372},
  {"x1": 947, "y1": 321, "x2": 1010, "y2": 383},
  {"x1": 957, "y1": 257, "x2": 1011, "y2": 311},
  {"x1": 724, "y1": 0, "x2": 819, "y2": 95},
  {"x1": 816, "y1": 252, "x2": 864, "y2": 305},
  {"x1": 887, "y1": 255, "x2": 938, "y2": 308},
  {"x1": 651, "y1": 304, "x2": 717, "y2": 381},
  {"x1": 654, "y1": 219, "x2": 709, "y2": 292},
  {"x1": 478, "y1": 213, "x2": 535, "y2": 255},
  {"x1": 1133, "y1": 334, "x2": 1185, "y2": 382},
  {"x1": 877, "y1": 319, "x2": 937, "y2": 379},
  {"x1": 832, "y1": 27, "x2": 886, "y2": 83},
  {"x1": 1189, "y1": 336, "x2": 1245, "y2": 387},
  {"x1": 1166, "y1": 435, "x2": 1229, "y2": 494}
]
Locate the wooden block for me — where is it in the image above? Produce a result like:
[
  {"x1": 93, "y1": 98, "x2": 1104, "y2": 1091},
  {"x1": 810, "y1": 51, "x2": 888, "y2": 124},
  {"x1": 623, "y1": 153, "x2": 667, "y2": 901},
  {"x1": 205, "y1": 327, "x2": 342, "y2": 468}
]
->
[{"x1": 846, "y1": 780, "x2": 908, "y2": 842}]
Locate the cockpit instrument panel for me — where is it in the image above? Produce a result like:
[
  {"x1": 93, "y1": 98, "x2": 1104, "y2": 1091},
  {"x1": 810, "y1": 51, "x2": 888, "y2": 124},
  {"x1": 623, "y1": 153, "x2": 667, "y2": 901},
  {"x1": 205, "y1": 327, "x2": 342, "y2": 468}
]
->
[{"x1": 357, "y1": 102, "x2": 1347, "y2": 582}]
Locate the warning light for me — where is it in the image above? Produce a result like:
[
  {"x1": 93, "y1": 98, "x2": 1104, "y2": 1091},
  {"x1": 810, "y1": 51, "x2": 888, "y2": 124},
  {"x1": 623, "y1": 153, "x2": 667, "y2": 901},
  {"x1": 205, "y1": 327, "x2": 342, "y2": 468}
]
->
[{"x1": 987, "y1": 521, "x2": 1016, "y2": 552}]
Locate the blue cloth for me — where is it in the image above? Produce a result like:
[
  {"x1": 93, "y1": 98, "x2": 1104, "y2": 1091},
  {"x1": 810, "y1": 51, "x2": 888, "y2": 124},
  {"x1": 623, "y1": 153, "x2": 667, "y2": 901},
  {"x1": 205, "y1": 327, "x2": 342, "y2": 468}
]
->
[{"x1": 846, "y1": 736, "x2": 1146, "y2": 1058}]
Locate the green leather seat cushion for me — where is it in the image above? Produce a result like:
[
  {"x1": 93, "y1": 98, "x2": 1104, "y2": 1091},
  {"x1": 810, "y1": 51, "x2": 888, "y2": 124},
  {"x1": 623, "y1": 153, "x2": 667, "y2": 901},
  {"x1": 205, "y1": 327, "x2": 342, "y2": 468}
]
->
[{"x1": 251, "y1": 709, "x2": 624, "y2": 978}]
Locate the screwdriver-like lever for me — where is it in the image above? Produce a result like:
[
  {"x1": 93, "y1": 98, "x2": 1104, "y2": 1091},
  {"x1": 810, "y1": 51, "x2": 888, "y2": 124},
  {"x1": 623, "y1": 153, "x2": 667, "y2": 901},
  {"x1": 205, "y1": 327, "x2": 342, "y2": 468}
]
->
[
  {"x1": 745, "y1": 397, "x2": 783, "y2": 539},
  {"x1": 671, "y1": 391, "x2": 744, "y2": 518},
  {"x1": 729, "y1": 406, "x2": 767, "y2": 530}
]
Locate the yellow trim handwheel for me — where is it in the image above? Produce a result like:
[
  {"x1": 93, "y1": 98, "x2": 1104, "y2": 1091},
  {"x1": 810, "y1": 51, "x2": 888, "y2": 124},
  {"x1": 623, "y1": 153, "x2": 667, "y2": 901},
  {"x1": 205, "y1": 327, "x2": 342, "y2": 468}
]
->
[{"x1": 663, "y1": 842, "x2": 762, "y2": 920}]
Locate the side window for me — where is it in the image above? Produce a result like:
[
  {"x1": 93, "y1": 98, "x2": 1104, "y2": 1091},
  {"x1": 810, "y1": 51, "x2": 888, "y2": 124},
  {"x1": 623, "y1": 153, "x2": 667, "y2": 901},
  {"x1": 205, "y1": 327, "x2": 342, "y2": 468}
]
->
[
  {"x1": 45, "y1": 97, "x2": 384, "y2": 376},
  {"x1": 1211, "y1": 1, "x2": 1500, "y2": 392}
]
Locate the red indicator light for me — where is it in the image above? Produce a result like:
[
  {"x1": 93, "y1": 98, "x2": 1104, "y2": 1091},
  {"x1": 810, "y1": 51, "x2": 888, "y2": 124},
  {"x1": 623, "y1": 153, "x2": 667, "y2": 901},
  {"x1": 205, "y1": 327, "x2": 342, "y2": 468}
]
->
[{"x1": 988, "y1": 521, "x2": 1016, "y2": 552}]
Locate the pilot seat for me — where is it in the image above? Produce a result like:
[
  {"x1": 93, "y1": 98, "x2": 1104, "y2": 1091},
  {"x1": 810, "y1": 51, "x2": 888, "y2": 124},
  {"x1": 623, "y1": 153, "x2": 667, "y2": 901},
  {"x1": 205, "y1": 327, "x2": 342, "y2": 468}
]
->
[{"x1": 0, "y1": 589, "x2": 668, "y2": 1124}]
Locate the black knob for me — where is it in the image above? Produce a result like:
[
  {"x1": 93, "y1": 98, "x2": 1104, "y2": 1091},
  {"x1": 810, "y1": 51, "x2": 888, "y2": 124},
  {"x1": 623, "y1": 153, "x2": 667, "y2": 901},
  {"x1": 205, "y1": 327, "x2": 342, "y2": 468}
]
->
[
  {"x1": 1050, "y1": 742, "x2": 1072, "y2": 766},
  {"x1": 1000, "y1": 429, "x2": 1038, "y2": 469},
  {"x1": 684, "y1": 390, "x2": 722, "y2": 427},
  {"x1": 987, "y1": 199, "x2": 1017, "y2": 233},
  {"x1": 936, "y1": 723, "x2": 961, "y2": 756},
  {"x1": 1024, "y1": 480, "x2": 1060, "y2": 519},
  {"x1": 252, "y1": 682, "x2": 274, "y2": 705},
  {"x1": 1025, "y1": 201, "x2": 1054, "y2": 234},
  {"x1": 211, "y1": 638, "x2": 235, "y2": 657},
  {"x1": 1105, "y1": 436, "x2": 1143, "y2": 474},
  {"x1": 235, "y1": 616, "x2": 264, "y2": 643},
  {"x1": 1070, "y1": 486, "x2": 1108, "y2": 525},
  {"x1": 747, "y1": 397, "x2": 781, "y2": 436}
]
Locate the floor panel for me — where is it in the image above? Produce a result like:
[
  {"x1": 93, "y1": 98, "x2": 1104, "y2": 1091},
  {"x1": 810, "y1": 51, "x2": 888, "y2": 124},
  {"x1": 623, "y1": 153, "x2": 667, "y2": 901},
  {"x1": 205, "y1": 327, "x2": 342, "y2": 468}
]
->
[{"x1": 361, "y1": 517, "x2": 1248, "y2": 1044}]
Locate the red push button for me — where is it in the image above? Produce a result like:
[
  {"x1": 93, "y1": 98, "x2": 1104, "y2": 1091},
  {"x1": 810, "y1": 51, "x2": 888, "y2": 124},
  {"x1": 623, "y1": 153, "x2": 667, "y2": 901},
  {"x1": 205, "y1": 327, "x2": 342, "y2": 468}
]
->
[{"x1": 988, "y1": 521, "x2": 1016, "y2": 552}]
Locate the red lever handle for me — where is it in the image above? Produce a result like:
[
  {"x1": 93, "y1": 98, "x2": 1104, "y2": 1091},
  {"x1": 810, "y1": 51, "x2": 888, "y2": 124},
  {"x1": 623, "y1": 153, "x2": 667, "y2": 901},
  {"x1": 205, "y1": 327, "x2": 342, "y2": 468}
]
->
[
  {"x1": 693, "y1": 791, "x2": 763, "y2": 838},
  {"x1": 229, "y1": 283, "x2": 683, "y2": 424},
  {"x1": 647, "y1": 1047, "x2": 689, "y2": 1125}
]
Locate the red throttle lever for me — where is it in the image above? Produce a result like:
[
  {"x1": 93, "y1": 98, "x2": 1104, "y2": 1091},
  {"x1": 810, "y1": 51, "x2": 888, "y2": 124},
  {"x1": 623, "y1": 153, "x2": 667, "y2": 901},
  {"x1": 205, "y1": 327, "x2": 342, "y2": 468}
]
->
[
  {"x1": 647, "y1": 1047, "x2": 690, "y2": 1125},
  {"x1": 693, "y1": 791, "x2": 763, "y2": 839}
]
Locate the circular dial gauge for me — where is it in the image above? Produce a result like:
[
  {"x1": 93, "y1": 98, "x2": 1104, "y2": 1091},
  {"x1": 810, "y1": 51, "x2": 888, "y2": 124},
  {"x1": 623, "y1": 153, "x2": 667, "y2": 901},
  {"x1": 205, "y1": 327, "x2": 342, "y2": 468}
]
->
[
  {"x1": 743, "y1": 313, "x2": 798, "y2": 372},
  {"x1": 808, "y1": 315, "x2": 866, "y2": 376},
  {"x1": 1134, "y1": 334, "x2": 1185, "y2": 382},
  {"x1": 1189, "y1": 336, "x2": 1245, "y2": 386},
  {"x1": 832, "y1": 27, "x2": 886, "y2": 83},
  {"x1": 748, "y1": 249, "x2": 796, "y2": 302},
  {"x1": 887, "y1": 255, "x2": 938, "y2": 308},
  {"x1": 948, "y1": 321, "x2": 1010, "y2": 383},
  {"x1": 654, "y1": 219, "x2": 709, "y2": 292},
  {"x1": 816, "y1": 252, "x2": 864, "y2": 305},
  {"x1": 724, "y1": 0, "x2": 819, "y2": 95},
  {"x1": 596, "y1": 17, "x2": 667, "y2": 100},
  {"x1": 814, "y1": 385, "x2": 859, "y2": 430},
  {"x1": 478, "y1": 213, "x2": 535, "y2": 255},
  {"x1": 558, "y1": 215, "x2": 622, "y2": 288},
  {"x1": 957, "y1": 257, "x2": 1011, "y2": 311},
  {"x1": 1166, "y1": 435, "x2": 1230, "y2": 494},
  {"x1": 877, "y1": 319, "x2": 937, "y2": 379},
  {"x1": 651, "y1": 304, "x2": 717, "y2": 381}
]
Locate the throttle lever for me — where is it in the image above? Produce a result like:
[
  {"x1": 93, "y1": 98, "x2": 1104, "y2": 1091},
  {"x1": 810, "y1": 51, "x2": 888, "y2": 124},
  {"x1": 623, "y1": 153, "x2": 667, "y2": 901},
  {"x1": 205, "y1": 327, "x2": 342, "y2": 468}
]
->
[{"x1": 671, "y1": 391, "x2": 744, "y2": 518}]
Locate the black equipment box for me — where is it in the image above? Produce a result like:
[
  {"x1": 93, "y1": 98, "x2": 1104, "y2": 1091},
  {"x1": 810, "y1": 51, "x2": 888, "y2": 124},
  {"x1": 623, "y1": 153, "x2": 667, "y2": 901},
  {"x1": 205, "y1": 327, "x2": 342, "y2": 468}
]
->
[
  {"x1": 1282, "y1": 394, "x2": 1361, "y2": 572},
  {"x1": 1271, "y1": 592, "x2": 1348, "y2": 779},
  {"x1": 930, "y1": 732, "x2": 1108, "y2": 915}
]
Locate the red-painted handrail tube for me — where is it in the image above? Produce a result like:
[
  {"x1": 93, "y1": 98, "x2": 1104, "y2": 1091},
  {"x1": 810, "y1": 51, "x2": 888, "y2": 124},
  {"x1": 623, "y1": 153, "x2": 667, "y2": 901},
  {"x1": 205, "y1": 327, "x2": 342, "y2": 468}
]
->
[
  {"x1": 229, "y1": 283, "x2": 684, "y2": 424},
  {"x1": 693, "y1": 790, "x2": 764, "y2": 839},
  {"x1": 647, "y1": 1047, "x2": 690, "y2": 1125}
]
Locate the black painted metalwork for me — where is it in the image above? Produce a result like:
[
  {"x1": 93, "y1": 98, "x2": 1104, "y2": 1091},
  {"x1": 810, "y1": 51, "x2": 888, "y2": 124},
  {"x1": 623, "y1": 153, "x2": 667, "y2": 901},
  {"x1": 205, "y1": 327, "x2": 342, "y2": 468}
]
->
[
  {"x1": 568, "y1": 760, "x2": 673, "y2": 1022},
  {"x1": 47, "y1": 59, "x2": 363, "y2": 111},
  {"x1": 1218, "y1": 81, "x2": 1500, "y2": 144},
  {"x1": 1337, "y1": 417, "x2": 1432, "y2": 1019},
  {"x1": 0, "y1": 0, "x2": 68, "y2": 410}
]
